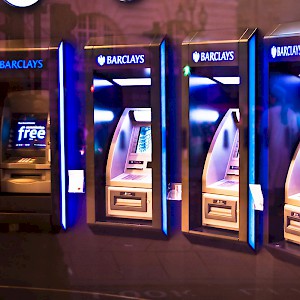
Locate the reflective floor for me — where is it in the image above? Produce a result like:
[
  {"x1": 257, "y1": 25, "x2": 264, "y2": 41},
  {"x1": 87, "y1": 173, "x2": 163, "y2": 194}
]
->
[{"x1": 0, "y1": 199, "x2": 300, "y2": 300}]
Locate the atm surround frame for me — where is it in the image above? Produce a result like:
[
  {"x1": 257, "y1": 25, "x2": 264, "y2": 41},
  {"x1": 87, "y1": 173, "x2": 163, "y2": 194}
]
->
[
  {"x1": 181, "y1": 28, "x2": 259, "y2": 251},
  {"x1": 264, "y1": 21, "x2": 300, "y2": 261},
  {"x1": 0, "y1": 39, "x2": 72, "y2": 230},
  {"x1": 85, "y1": 35, "x2": 168, "y2": 236}
]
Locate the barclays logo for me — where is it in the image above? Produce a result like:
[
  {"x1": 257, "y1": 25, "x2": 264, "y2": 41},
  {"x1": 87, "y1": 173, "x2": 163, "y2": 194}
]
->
[
  {"x1": 192, "y1": 50, "x2": 235, "y2": 63},
  {"x1": 271, "y1": 44, "x2": 300, "y2": 59},
  {"x1": 0, "y1": 59, "x2": 44, "y2": 70},
  {"x1": 97, "y1": 54, "x2": 145, "y2": 67}
]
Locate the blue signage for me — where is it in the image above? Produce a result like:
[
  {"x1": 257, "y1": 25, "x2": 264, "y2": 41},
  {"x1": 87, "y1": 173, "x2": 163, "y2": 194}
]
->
[
  {"x1": 0, "y1": 59, "x2": 44, "y2": 70},
  {"x1": 97, "y1": 54, "x2": 145, "y2": 67},
  {"x1": 192, "y1": 50, "x2": 235, "y2": 63},
  {"x1": 271, "y1": 45, "x2": 300, "y2": 59}
]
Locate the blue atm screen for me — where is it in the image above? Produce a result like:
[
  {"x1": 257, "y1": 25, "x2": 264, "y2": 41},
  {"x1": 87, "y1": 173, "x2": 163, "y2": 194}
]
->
[
  {"x1": 136, "y1": 126, "x2": 151, "y2": 154},
  {"x1": 10, "y1": 114, "x2": 47, "y2": 149}
]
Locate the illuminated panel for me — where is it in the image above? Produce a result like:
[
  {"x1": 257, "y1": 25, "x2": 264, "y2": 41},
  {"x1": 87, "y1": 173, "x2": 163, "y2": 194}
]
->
[
  {"x1": 58, "y1": 42, "x2": 67, "y2": 230},
  {"x1": 190, "y1": 108, "x2": 219, "y2": 123},
  {"x1": 189, "y1": 76, "x2": 216, "y2": 86},
  {"x1": 93, "y1": 79, "x2": 113, "y2": 87},
  {"x1": 112, "y1": 78, "x2": 151, "y2": 86},
  {"x1": 248, "y1": 34, "x2": 256, "y2": 250},
  {"x1": 160, "y1": 40, "x2": 167, "y2": 235},
  {"x1": 213, "y1": 77, "x2": 240, "y2": 85},
  {"x1": 133, "y1": 110, "x2": 151, "y2": 122},
  {"x1": 94, "y1": 109, "x2": 114, "y2": 123}
]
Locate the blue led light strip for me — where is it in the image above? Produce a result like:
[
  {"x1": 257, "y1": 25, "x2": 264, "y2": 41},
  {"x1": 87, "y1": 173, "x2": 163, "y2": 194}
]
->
[
  {"x1": 248, "y1": 34, "x2": 256, "y2": 249},
  {"x1": 58, "y1": 42, "x2": 67, "y2": 230},
  {"x1": 160, "y1": 41, "x2": 167, "y2": 235}
]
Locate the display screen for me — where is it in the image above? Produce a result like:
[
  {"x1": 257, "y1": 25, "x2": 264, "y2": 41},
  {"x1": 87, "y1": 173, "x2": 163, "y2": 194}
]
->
[
  {"x1": 9, "y1": 114, "x2": 48, "y2": 149},
  {"x1": 135, "y1": 126, "x2": 151, "y2": 153}
]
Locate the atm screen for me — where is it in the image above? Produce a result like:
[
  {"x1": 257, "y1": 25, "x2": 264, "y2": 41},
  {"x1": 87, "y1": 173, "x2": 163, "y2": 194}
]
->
[
  {"x1": 135, "y1": 126, "x2": 151, "y2": 154},
  {"x1": 9, "y1": 114, "x2": 48, "y2": 149}
]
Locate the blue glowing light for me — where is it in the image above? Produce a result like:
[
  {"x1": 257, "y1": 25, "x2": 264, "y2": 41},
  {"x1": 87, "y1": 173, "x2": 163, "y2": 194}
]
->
[
  {"x1": 58, "y1": 42, "x2": 67, "y2": 230},
  {"x1": 94, "y1": 109, "x2": 114, "y2": 123},
  {"x1": 160, "y1": 40, "x2": 167, "y2": 236},
  {"x1": 248, "y1": 34, "x2": 256, "y2": 250}
]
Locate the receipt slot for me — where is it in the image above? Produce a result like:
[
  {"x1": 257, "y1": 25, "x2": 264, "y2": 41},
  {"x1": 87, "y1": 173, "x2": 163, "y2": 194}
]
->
[
  {"x1": 85, "y1": 36, "x2": 167, "y2": 236},
  {"x1": 264, "y1": 22, "x2": 300, "y2": 260},
  {"x1": 182, "y1": 28, "x2": 260, "y2": 250},
  {"x1": 0, "y1": 40, "x2": 75, "y2": 230}
]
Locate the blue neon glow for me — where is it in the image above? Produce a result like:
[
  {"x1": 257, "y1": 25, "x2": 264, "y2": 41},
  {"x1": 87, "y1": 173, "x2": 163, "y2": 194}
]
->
[
  {"x1": 189, "y1": 76, "x2": 216, "y2": 86},
  {"x1": 93, "y1": 79, "x2": 113, "y2": 87},
  {"x1": 94, "y1": 109, "x2": 114, "y2": 123},
  {"x1": 190, "y1": 108, "x2": 219, "y2": 123},
  {"x1": 213, "y1": 77, "x2": 240, "y2": 85},
  {"x1": 112, "y1": 78, "x2": 151, "y2": 86},
  {"x1": 58, "y1": 42, "x2": 67, "y2": 230},
  {"x1": 144, "y1": 68, "x2": 151, "y2": 76},
  {"x1": 0, "y1": 59, "x2": 43, "y2": 70},
  {"x1": 160, "y1": 41, "x2": 167, "y2": 235},
  {"x1": 133, "y1": 110, "x2": 151, "y2": 122},
  {"x1": 248, "y1": 34, "x2": 256, "y2": 250}
]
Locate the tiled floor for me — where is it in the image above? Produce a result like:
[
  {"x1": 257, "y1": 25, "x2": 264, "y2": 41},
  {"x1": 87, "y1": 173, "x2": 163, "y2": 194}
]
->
[{"x1": 0, "y1": 200, "x2": 300, "y2": 299}]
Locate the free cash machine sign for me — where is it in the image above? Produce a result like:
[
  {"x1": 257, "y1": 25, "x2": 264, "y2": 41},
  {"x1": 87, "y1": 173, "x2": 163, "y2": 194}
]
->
[{"x1": 3, "y1": 0, "x2": 39, "y2": 7}]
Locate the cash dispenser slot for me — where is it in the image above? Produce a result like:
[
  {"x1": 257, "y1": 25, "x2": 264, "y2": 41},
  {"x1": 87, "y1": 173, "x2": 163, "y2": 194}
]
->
[
  {"x1": 286, "y1": 215, "x2": 300, "y2": 235},
  {"x1": 110, "y1": 190, "x2": 147, "y2": 212},
  {"x1": 205, "y1": 198, "x2": 237, "y2": 222}
]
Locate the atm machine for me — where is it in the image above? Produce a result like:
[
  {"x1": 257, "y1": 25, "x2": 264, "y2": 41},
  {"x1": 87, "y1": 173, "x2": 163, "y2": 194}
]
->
[
  {"x1": 106, "y1": 108, "x2": 152, "y2": 220},
  {"x1": 202, "y1": 108, "x2": 240, "y2": 231},
  {"x1": 182, "y1": 28, "x2": 261, "y2": 251},
  {"x1": 0, "y1": 40, "x2": 76, "y2": 230},
  {"x1": 263, "y1": 21, "x2": 300, "y2": 261},
  {"x1": 85, "y1": 35, "x2": 167, "y2": 236},
  {"x1": 285, "y1": 143, "x2": 300, "y2": 245},
  {"x1": 0, "y1": 91, "x2": 50, "y2": 194}
]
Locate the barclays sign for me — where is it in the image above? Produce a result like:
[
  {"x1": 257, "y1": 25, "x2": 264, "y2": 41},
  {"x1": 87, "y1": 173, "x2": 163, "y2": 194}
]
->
[
  {"x1": 271, "y1": 45, "x2": 300, "y2": 59},
  {"x1": 97, "y1": 54, "x2": 145, "y2": 67},
  {"x1": 0, "y1": 59, "x2": 44, "y2": 70},
  {"x1": 192, "y1": 50, "x2": 235, "y2": 63}
]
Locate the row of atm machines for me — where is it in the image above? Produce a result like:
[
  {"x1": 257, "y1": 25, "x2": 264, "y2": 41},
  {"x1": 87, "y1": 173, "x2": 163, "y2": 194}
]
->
[{"x1": 1, "y1": 24, "x2": 300, "y2": 262}]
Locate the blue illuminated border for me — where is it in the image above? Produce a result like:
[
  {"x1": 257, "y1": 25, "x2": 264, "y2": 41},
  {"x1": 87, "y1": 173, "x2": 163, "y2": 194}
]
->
[
  {"x1": 58, "y1": 42, "x2": 67, "y2": 230},
  {"x1": 248, "y1": 34, "x2": 256, "y2": 250},
  {"x1": 160, "y1": 40, "x2": 167, "y2": 235}
]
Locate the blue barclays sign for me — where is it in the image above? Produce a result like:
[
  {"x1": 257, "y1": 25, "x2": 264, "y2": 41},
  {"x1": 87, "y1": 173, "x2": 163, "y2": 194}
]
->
[
  {"x1": 97, "y1": 54, "x2": 145, "y2": 67},
  {"x1": 271, "y1": 44, "x2": 300, "y2": 59},
  {"x1": 3, "y1": 0, "x2": 40, "y2": 7},
  {"x1": 192, "y1": 50, "x2": 235, "y2": 63},
  {"x1": 0, "y1": 59, "x2": 44, "y2": 70}
]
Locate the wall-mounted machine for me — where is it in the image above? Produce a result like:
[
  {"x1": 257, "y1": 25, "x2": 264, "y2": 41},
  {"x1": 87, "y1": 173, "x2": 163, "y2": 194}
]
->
[
  {"x1": 264, "y1": 22, "x2": 300, "y2": 260},
  {"x1": 85, "y1": 36, "x2": 167, "y2": 236},
  {"x1": 182, "y1": 28, "x2": 261, "y2": 250},
  {"x1": 202, "y1": 108, "x2": 240, "y2": 231},
  {"x1": 0, "y1": 40, "x2": 77, "y2": 230}
]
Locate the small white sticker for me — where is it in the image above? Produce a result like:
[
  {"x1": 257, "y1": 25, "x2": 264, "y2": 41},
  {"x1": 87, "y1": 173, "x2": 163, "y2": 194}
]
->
[{"x1": 249, "y1": 184, "x2": 264, "y2": 211}]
